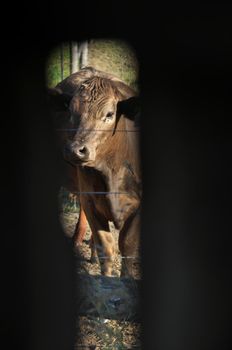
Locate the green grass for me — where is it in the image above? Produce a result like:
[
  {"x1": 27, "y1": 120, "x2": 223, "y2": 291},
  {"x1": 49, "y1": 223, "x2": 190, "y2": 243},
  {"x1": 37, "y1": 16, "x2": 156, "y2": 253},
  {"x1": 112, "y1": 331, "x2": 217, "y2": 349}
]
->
[
  {"x1": 46, "y1": 39, "x2": 139, "y2": 91},
  {"x1": 46, "y1": 43, "x2": 71, "y2": 87},
  {"x1": 88, "y1": 39, "x2": 139, "y2": 90}
]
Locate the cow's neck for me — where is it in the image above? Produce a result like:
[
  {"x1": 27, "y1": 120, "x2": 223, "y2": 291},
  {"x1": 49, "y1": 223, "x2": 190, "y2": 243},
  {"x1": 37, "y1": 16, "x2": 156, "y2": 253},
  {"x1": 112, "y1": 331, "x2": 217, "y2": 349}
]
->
[
  {"x1": 96, "y1": 116, "x2": 140, "y2": 184},
  {"x1": 95, "y1": 116, "x2": 141, "y2": 228}
]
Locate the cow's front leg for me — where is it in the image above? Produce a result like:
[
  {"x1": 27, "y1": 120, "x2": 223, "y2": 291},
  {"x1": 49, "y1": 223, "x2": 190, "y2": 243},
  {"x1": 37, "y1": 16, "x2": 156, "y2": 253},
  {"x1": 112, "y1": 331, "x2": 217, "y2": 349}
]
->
[
  {"x1": 119, "y1": 212, "x2": 140, "y2": 278},
  {"x1": 83, "y1": 207, "x2": 115, "y2": 276},
  {"x1": 95, "y1": 228, "x2": 115, "y2": 276}
]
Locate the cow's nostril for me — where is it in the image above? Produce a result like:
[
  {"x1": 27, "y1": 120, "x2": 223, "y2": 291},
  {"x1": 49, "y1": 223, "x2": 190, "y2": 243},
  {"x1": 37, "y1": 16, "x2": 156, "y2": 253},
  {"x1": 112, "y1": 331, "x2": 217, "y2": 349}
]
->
[
  {"x1": 79, "y1": 146, "x2": 86, "y2": 154},
  {"x1": 77, "y1": 146, "x2": 89, "y2": 159}
]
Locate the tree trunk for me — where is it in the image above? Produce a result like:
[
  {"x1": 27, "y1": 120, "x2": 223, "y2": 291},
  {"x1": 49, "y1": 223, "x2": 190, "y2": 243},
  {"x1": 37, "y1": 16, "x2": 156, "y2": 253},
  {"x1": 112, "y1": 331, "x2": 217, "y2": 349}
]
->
[
  {"x1": 71, "y1": 41, "x2": 79, "y2": 73},
  {"x1": 79, "y1": 41, "x2": 88, "y2": 68}
]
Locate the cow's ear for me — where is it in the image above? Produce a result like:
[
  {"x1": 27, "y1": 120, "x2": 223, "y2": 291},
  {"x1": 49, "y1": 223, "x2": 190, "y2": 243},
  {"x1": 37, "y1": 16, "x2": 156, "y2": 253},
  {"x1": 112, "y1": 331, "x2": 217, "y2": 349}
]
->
[
  {"x1": 47, "y1": 87, "x2": 72, "y2": 111},
  {"x1": 113, "y1": 96, "x2": 140, "y2": 134},
  {"x1": 117, "y1": 96, "x2": 140, "y2": 121}
]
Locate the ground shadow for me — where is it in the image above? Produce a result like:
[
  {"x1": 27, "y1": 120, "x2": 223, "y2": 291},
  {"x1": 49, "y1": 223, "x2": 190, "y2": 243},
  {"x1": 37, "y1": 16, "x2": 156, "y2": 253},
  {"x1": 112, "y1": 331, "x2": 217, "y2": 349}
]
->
[{"x1": 76, "y1": 271, "x2": 140, "y2": 322}]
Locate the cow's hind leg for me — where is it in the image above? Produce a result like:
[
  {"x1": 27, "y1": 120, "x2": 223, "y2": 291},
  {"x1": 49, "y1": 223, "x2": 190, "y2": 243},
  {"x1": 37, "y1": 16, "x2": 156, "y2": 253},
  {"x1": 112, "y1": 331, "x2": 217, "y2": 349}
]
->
[
  {"x1": 73, "y1": 206, "x2": 88, "y2": 247},
  {"x1": 88, "y1": 234, "x2": 98, "y2": 263},
  {"x1": 73, "y1": 205, "x2": 97, "y2": 262},
  {"x1": 119, "y1": 212, "x2": 140, "y2": 278}
]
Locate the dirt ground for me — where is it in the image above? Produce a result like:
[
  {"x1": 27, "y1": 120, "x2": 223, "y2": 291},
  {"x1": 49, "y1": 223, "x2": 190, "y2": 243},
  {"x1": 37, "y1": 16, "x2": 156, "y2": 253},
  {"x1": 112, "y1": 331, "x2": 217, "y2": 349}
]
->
[{"x1": 60, "y1": 207, "x2": 141, "y2": 350}]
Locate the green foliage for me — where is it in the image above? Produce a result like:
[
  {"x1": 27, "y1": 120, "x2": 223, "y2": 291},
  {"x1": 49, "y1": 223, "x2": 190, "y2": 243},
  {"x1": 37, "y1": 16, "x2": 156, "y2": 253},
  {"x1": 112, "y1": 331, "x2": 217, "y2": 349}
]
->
[
  {"x1": 46, "y1": 43, "x2": 71, "y2": 87},
  {"x1": 46, "y1": 39, "x2": 139, "y2": 91},
  {"x1": 88, "y1": 39, "x2": 139, "y2": 91}
]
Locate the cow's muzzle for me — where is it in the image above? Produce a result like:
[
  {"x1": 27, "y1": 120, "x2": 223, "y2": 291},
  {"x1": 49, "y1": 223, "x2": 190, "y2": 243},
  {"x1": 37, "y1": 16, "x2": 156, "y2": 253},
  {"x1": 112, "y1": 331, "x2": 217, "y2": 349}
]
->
[{"x1": 64, "y1": 141, "x2": 93, "y2": 164}]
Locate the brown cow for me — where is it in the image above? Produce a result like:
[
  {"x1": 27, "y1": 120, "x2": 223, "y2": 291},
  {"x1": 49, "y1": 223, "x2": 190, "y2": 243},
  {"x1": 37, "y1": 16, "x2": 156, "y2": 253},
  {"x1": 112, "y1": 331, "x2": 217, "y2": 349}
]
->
[
  {"x1": 61, "y1": 161, "x2": 88, "y2": 248},
  {"x1": 49, "y1": 67, "x2": 141, "y2": 277},
  {"x1": 48, "y1": 91, "x2": 88, "y2": 249}
]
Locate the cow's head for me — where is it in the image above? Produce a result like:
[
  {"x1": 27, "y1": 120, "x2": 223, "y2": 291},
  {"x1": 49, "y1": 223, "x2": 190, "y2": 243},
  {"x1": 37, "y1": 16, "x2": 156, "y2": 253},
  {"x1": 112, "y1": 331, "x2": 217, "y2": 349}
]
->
[{"x1": 48, "y1": 68, "x2": 139, "y2": 166}]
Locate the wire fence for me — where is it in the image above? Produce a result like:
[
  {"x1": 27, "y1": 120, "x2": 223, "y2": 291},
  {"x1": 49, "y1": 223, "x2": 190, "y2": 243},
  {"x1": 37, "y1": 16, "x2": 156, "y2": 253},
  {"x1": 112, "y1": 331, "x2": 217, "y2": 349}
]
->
[
  {"x1": 56, "y1": 129, "x2": 140, "y2": 132},
  {"x1": 48, "y1": 40, "x2": 141, "y2": 350}
]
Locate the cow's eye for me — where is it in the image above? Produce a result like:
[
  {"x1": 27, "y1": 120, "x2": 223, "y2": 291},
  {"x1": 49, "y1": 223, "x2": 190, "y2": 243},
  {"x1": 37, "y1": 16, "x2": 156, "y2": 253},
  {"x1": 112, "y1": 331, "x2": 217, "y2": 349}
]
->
[{"x1": 105, "y1": 112, "x2": 114, "y2": 123}]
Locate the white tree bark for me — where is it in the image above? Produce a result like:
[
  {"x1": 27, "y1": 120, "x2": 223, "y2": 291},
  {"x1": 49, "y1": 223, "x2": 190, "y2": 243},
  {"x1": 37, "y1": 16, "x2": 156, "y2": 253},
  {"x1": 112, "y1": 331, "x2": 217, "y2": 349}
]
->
[
  {"x1": 70, "y1": 41, "x2": 88, "y2": 73},
  {"x1": 71, "y1": 41, "x2": 79, "y2": 73},
  {"x1": 79, "y1": 41, "x2": 88, "y2": 68}
]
